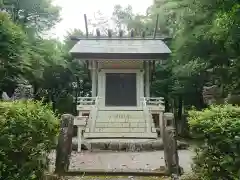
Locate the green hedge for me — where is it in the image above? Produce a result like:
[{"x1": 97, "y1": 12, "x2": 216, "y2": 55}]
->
[
  {"x1": 188, "y1": 105, "x2": 240, "y2": 180},
  {"x1": 0, "y1": 100, "x2": 59, "y2": 180}
]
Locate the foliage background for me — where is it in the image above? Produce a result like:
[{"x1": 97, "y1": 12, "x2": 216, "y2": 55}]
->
[{"x1": 1, "y1": 0, "x2": 239, "y2": 117}]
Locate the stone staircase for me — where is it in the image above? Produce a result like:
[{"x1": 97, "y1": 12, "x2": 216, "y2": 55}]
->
[{"x1": 84, "y1": 110, "x2": 158, "y2": 139}]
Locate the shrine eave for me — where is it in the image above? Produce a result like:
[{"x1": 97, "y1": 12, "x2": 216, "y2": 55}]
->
[
  {"x1": 70, "y1": 39, "x2": 171, "y2": 60},
  {"x1": 71, "y1": 52, "x2": 169, "y2": 60}
]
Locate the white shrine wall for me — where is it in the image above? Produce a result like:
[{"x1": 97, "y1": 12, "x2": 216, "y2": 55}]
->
[
  {"x1": 98, "y1": 60, "x2": 143, "y2": 69},
  {"x1": 88, "y1": 59, "x2": 151, "y2": 108}
]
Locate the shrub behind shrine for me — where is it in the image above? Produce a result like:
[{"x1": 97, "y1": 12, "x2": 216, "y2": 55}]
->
[
  {"x1": 188, "y1": 105, "x2": 240, "y2": 180},
  {"x1": 0, "y1": 100, "x2": 59, "y2": 180}
]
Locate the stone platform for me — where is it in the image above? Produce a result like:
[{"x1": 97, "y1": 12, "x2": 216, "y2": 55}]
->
[
  {"x1": 49, "y1": 150, "x2": 193, "y2": 173},
  {"x1": 72, "y1": 138, "x2": 189, "y2": 151}
]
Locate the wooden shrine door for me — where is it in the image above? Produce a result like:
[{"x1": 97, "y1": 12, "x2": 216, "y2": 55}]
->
[{"x1": 105, "y1": 73, "x2": 137, "y2": 106}]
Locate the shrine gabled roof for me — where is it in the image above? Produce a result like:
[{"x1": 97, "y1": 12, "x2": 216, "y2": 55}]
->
[{"x1": 70, "y1": 38, "x2": 171, "y2": 60}]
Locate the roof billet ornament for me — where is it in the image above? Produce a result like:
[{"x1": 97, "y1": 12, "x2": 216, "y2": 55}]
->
[
  {"x1": 96, "y1": 29, "x2": 100, "y2": 37},
  {"x1": 130, "y1": 29, "x2": 134, "y2": 38},
  {"x1": 68, "y1": 14, "x2": 172, "y2": 41},
  {"x1": 142, "y1": 31, "x2": 146, "y2": 38},
  {"x1": 119, "y1": 30, "x2": 123, "y2": 38},
  {"x1": 70, "y1": 36, "x2": 172, "y2": 41},
  {"x1": 108, "y1": 29, "x2": 112, "y2": 38}
]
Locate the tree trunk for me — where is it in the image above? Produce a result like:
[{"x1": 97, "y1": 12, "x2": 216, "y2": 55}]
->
[
  {"x1": 33, "y1": 83, "x2": 40, "y2": 100},
  {"x1": 177, "y1": 96, "x2": 183, "y2": 121},
  {"x1": 176, "y1": 96, "x2": 183, "y2": 135},
  {"x1": 74, "y1": 76, "x2": 81, "y2": 115},
  {"x1": 165, "y1": 97, "x2": 170, "y2": 112},
  {"x1": 49, "y1": 89, "x2": 56, "y2": 112}
]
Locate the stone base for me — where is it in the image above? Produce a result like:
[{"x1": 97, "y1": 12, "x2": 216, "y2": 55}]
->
[
  {"x1": 72, "y1": 137, "x2": 189, "y2": 152},
  {"x1": 84, "y1": 132, "x2": 158, "y2": 138}
]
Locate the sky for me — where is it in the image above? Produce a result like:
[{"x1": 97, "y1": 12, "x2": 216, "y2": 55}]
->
[{"x1": 52, "y1": 0, "x2": 153, "y2": 39}]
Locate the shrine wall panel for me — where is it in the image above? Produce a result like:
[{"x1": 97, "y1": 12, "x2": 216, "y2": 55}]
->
[{"x1": 98, "y1": 60, "x2": 143, "y2": 69}]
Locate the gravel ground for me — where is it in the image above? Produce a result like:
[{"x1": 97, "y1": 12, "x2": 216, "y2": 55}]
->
[{"x1": 49, "y1": 150, "x2": 194, "y2": 173}]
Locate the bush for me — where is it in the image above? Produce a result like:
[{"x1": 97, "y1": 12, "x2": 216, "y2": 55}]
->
[
  {"x1": 0, "y1": 100, "x2": 59, "y2": 180},
  {"x1": 188, "y1": 105, "x2": 240, "y2": 180},
  {"x1": 180, "y1": 172, "x2": 199, "y2": 180}
]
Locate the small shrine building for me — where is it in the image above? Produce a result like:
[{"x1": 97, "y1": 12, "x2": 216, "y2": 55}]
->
[{"x1": 70, "y1": 31, "x2": 171, "y2": 148}]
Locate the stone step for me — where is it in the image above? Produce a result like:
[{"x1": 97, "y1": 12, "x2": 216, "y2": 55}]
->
[
  {"x1": 98, "y1": 110, "x2": 144, "y2": 115},
  {"x1": 95, "y1": 122, "x2": 152, "y2": 128},
  {"x1": 85, "y1": 127, "x2": 157, "y2": 133},
  {"x1": 98, "y1": 114, "x2": 145, "y2": 118},
  {"x1": 84, "y1": 132, "x2": 158, "y2": 139},
  {"x1": 95, "y1": 118, "x2": 146, "y2": 123},
  {"x1": 97, "y1": 111, "x2": 145, "y2": 120},
  {"x1": 94, "y1": 127, "x2": 146, "y2": 133}
]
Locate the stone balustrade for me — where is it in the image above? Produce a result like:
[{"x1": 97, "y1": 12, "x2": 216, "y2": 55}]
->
[
  {"x1": 76, "y1": 97, "x2": 100, "y2": 111},
  {"x1": 141, "y1": 97, "x2": 165, "y2": 111}
]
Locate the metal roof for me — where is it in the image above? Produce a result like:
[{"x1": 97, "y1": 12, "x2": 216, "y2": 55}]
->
[{"x1": 70, "y1": 39, "x2": 171, "y2": 60}]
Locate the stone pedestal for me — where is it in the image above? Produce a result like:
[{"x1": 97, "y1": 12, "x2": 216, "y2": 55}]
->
[{"x1": 162, "y1": 113, "x2": 181, "y2": 176}]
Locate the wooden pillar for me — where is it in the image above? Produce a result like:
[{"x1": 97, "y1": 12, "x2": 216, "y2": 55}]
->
[
  {"x1": 139, "y1": 70, "x2": 145, "y2": 106},
  {"x1": 91, "y1": 60, "x2": 97, "y2": 97},
  {"x1": 77, "y1": 127, "x2": 82, "y2": 152},
  {"x1": 159, "y1": 111, "x2": 164, "y2": 137},
  {"x1": 55, "y1": 114, "x2": 74, "y2": 174},
  {"x1": 162, "y1": 113, "x2": 181, "y2": 176},
  {"x1": 145, "y1": 61, "x2": 150, "y2": 97}
]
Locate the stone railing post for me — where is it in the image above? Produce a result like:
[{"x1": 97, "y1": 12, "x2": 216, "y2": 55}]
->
[
  {"x1": 159, "y1": 111, "x2": 164, "y2": 137},
  {"x1": 74, "y1": 116, "x2": 87, "y2": 152},
  {"x1": 90, "y1": 107, "x2": 98, "y2": 132},
  {"x1": 55, "y1": 114, "x2": 74, "y2": 174},
  {"x1": 163, "y1": 113, "x2": 181, "y2": 176}
]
